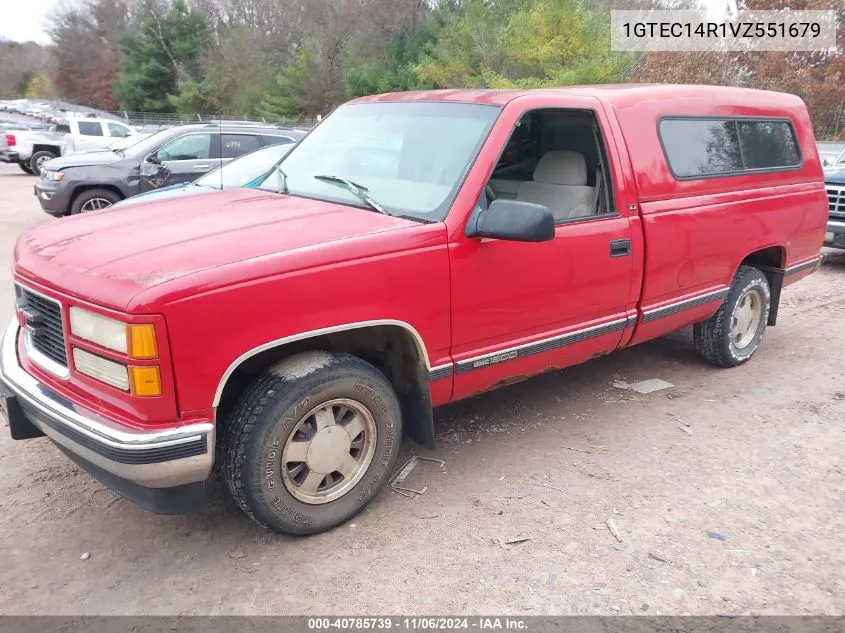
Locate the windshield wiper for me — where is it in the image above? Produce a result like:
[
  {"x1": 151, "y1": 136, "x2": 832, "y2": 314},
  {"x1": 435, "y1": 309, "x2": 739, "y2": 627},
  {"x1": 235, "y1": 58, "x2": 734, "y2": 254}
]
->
[
  {"x1": 313, "y1": 174, "x2": 389, "y2": 215},
  {"x1": 276, "y1": 164, "x2": 289, "y2": 194}
]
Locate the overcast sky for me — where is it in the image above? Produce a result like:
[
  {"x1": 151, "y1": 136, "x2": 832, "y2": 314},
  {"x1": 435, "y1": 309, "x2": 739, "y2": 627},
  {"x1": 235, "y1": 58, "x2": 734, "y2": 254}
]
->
[{"x1": 0, "y1": 0, "x2": 62, "y2": 44}]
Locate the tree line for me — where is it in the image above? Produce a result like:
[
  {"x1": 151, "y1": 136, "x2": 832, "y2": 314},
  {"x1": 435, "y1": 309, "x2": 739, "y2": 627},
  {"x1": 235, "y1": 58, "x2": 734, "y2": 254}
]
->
[{"x1": 0, "y1": 0, "x2": 841, "y2": 138}]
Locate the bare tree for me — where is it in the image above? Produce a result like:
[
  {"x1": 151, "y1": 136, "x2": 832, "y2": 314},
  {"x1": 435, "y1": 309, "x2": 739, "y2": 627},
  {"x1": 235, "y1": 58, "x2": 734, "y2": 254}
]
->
[{"x1": 49, "y1": 0, "x2": 129, "y2": 109}]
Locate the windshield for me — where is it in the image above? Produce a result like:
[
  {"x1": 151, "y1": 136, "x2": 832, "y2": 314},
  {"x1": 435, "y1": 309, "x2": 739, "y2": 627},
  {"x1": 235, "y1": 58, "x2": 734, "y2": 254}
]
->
[
  {"x1": 196, "y1": 142, "x2": 294, "y2": 188},
  {"x1": 257, "y1": 102, "x2": 500, "y2": 221},
  {"x1": 109, "y1": 134, "x2": 149, "y2": 150},
  {"x1": 119, "y1": 127, "x2": 181, "y2": 156}
]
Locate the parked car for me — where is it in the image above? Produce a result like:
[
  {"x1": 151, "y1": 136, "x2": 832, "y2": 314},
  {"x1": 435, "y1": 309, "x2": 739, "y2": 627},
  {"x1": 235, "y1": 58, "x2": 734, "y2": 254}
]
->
[
  {"x1": 114, "y1": 141, "x2": 296, "y2": 208},
  {"x1": 0, "y1": 85, "x2": 827, "y2": 535},
  {"x1": 818, "y1": 142, "x2": 845, "y2": 167},
  {"x1": 0, "y1": 118, "x2": 137, "y2": 175},
  {"x1": 35, "y1": 123, "x2": 304, "y2": 215},
  {"x1": 824, "y1": 148, "x2": 845, "y2": 248}
]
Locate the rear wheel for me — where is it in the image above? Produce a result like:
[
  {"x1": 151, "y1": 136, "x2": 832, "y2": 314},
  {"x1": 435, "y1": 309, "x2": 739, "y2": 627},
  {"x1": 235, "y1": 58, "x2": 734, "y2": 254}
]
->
[
  {"x1": 70, "y1": 189, "x2": 122, "y2": 214},
  {"x1": 29, "y1": 151, "x2": 57, "y2": 176},
  {"x1": 694, "y1": 265, "x2": 770, "y2": 367},
  {"x1": 18, "y1": 162, "x2": 34, "y2": 175},
  {"x1": 222, "y1": 351, "x2": 402, "y2": 535}
]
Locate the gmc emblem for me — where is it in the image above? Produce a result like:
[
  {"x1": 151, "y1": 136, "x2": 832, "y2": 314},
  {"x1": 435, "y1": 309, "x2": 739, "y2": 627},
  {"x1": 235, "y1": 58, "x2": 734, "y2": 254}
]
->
[{"x1": 17, "y1": 308, "x2": 43, "y2": 335}]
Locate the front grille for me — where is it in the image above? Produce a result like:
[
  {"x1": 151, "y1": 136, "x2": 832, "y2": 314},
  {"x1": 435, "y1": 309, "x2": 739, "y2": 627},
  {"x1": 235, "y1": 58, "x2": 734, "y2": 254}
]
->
[
  {"x1": 828, "y1": 184, "x2": 845, "y2": 219},
  {"x1": 15, "y1": 284, "x2": 67, "y2": 368}
]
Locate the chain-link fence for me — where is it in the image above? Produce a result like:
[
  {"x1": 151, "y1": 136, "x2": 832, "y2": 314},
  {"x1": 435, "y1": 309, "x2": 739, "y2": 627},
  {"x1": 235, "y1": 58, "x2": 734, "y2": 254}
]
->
[
  {"x1": 29, "y1": 100, "x2": 317, "y2": 130},
  {"x1": 106, "y1": 110, "x2": 318, "y2": 129}
]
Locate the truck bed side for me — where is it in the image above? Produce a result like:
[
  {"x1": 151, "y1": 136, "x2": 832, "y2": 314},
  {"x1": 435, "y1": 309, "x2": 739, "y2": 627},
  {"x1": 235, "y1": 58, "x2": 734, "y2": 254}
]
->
[{"x1": 610, "y1": 94, "x2": 828, "y2": 346}]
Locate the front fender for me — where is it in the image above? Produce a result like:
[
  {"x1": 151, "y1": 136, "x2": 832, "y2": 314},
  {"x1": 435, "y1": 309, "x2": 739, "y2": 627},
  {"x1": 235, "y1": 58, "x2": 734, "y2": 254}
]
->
[{"x1": 71, "y1": 165, "x2": 138, "y2": 198}]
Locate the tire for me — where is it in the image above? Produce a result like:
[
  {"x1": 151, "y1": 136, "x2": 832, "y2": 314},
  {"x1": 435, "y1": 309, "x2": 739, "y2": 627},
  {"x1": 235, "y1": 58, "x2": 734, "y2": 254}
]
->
[
  {"x1": 29, "y1": 151, "x2": 57, "y2": 176},
  {"x1": 222, "y1": 351, "x2": 402, "y2": 535},
  {"x1": 694, "y1": 265, "x2": 771, "y2": 368},
  {"x1": 70, "y1": 188, "x2": 122, "y2": 214},
  {"x1": 18, "y1": 162, "x2": 34, "y2": 175}
]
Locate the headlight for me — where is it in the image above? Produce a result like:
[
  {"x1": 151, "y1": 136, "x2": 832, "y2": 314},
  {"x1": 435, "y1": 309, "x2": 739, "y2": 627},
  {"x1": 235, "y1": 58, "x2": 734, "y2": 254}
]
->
[
  {"x1": 69, "y1": 307, "x2": 158, "y2": 358},
  {"x1": 72, "y1": 348, "x2": 129, "y2": 390},
  {"x1": 41, "y1": 170, "x2": 64, "y2": 182},
  {"x1": 70, "y1": 307, "x2": 128, "y2": 353}
]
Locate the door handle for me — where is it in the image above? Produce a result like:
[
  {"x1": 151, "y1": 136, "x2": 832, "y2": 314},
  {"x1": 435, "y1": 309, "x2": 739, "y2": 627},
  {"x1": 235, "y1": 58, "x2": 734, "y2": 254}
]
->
[
  {"x1": 193, "y1": 164, "x2": 212, "y2": 171},
  {"x1": 609, "y1": 238, "x2": 631, "y2": 257}
]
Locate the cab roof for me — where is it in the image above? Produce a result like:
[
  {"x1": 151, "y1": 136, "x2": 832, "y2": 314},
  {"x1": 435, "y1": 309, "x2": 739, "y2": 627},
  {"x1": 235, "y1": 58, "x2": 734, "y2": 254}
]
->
[{"x1": 350, "y1": 84, "x2": 805, "y2": 111}]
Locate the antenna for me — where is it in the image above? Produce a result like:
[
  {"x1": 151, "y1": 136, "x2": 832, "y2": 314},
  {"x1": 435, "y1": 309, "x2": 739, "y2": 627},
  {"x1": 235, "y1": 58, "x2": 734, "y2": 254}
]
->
[{"x1": 219, "y1": 114, "x2": 223, "y2": 191}]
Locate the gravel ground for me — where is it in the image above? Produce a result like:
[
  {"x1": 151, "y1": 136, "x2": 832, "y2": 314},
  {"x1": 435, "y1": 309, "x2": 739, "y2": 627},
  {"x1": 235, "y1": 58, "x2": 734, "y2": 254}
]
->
[{"x1": 0, "y1": 163, "x2": 843, "y2": 615}]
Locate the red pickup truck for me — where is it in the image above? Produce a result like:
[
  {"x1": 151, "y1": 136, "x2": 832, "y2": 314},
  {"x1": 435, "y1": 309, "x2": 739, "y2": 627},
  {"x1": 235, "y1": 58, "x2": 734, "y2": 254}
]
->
[{"x1": 0, "y1": 85, "x2": 827, "y2": 535}]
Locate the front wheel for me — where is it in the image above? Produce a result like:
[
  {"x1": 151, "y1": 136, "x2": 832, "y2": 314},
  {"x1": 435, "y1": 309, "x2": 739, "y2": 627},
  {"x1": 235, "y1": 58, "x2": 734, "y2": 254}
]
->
[
  {"x1": 29, "y1": 150, "x2": 57, "y2": 176},
  {"x1": 694, "y1": 265, "x2": 771, "y2": 367},
  {"x1": 222, "y1": 351, "x2": 402, "y2": 535},
  {"x1": 70, "y1": 188, "x2": 122, "y2": 214}
]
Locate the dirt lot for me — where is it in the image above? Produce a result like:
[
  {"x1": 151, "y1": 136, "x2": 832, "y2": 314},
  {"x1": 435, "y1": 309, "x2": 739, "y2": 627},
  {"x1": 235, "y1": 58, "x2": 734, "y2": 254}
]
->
[{"x1": 0, "y1": 162, "x2": 843, "y2": 615}]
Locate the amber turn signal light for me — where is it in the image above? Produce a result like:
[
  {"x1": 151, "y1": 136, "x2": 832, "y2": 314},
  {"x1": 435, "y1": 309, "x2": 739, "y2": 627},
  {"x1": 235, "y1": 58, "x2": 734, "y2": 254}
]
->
[
  {"x1": 127, "y1": 324, "x2": 158, "y2": 359},
  {"x1": 128, "y1": 366, "x2": 162, "y2": 397}
]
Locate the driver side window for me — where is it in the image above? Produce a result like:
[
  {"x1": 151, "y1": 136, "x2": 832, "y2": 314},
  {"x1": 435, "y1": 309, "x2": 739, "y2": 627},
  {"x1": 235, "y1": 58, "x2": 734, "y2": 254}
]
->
[
  {"x1": 485, "y1": 109, "x2": 614, "y2": 223},
  {"x1": 157, "y1": 134, "x2": 212, "y2": 161}
]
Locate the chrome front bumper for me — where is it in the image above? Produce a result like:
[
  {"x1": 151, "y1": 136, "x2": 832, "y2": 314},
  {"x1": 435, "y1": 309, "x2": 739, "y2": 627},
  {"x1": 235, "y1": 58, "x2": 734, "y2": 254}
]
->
[
  {"x1": 825, "y1": 220, "x2": 845, "y2": 248},
  {"x1": 0, "y1": 320, "x2": 214, "y2": 489},
  {"x1": 827, "y1": 219, "x2": 845, "y2": 234}
]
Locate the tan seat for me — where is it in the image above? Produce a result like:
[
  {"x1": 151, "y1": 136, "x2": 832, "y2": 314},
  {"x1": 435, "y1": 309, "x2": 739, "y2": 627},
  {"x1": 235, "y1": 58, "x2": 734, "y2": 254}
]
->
[{"x1": 517, "y1": 151, "x2": 595, "y2": 221}]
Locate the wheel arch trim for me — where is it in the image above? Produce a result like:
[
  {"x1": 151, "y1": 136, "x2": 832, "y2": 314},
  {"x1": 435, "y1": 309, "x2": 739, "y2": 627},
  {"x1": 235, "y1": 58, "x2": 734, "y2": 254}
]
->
[
  {"x1": 71, "y1": 182, "x2": 125, "y2": 198},
  {"x1": 212, "y1": 319, "x2": 432, "y2": 407}
]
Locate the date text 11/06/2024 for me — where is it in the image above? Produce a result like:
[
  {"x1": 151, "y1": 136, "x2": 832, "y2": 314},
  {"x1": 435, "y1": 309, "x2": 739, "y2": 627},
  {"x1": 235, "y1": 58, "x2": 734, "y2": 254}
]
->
[{"x1": 307, "y1": 618, "x2": 528, "y2": 630}]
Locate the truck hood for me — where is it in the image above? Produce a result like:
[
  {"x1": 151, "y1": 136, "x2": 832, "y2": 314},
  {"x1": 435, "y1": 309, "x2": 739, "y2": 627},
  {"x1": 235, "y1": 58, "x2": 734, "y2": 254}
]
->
[{"x1": 15, "y1": 188, "x2": 418, "y2": 311}]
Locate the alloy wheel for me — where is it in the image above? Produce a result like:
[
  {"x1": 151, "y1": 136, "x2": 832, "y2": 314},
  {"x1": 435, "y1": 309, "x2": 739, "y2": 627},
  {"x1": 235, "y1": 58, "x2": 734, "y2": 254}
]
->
[{"x1": 280, "y1": 398, "x2": 377, "y2": 505}]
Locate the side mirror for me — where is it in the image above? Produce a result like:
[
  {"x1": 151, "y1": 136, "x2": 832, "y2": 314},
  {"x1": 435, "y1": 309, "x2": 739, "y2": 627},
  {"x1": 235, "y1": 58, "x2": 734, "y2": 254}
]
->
[
  {"x1": 145, "y1": 154, "x2": 161, "y2": 165},
  {"x1": 139, "y1": 161, "x2": 159, "y2": 177},
  {"x1": 466, "y1": 199, "x2": 555, "y2": 242}
]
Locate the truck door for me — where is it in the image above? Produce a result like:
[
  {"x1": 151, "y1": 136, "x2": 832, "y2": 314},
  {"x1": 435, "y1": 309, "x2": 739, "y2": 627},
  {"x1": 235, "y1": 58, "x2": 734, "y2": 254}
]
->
[{"x1": 447, "y1": 96, "x2": 640, "y2": 401}]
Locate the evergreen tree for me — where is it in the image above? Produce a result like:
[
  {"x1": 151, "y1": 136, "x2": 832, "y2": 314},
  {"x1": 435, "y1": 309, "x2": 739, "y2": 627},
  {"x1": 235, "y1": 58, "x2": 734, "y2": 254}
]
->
[
  {"x1": 115, "y1": 0, "x2": 210, "y2": 112},
  {"x1": 415, "y1": 0, "x2": 632, "y2": 89},
  {"x1": 343, "y1": 8, "x2": 450, "y2": 98}
]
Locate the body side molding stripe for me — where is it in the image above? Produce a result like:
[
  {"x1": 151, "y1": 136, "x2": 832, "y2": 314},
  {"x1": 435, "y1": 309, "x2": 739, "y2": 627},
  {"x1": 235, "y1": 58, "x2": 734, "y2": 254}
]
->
[
  {"x1": 427, "y1": 364, "x2": 453, "y2": 382},
  {"x1": 785, "y1": 257, "x2": 821, "y2": 276},
  {"x1": 213, "y1": 319, "x2": 431, "y2": 407},
  {"x1": 454, "y1": 317, "x2": 628, "y2": 375},
  {"x1": 640, "y1": 287, "x2": 729, "y2": 323}
]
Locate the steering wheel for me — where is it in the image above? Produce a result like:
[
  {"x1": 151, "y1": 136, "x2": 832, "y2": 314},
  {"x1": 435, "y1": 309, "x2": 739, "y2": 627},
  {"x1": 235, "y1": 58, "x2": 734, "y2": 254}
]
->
[{"x1": 485, "y1": 184, "x2": 496, "y2": 204}]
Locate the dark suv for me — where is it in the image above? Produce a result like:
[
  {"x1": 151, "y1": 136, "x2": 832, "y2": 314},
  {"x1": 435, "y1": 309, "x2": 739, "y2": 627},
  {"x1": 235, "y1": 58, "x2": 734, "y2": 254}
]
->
[
  {"x1": 35, "y1": 123, "x2": 305, "y2": 215},
  {"x1": 825, "y1": 152, "x2": 845, "y2": 248}
]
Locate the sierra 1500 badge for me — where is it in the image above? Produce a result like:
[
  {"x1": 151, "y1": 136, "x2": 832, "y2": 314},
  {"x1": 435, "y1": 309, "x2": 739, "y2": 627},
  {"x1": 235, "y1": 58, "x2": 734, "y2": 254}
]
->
[{"x1": 473, "y1": 350, "x2": 518, "y2": 368}]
